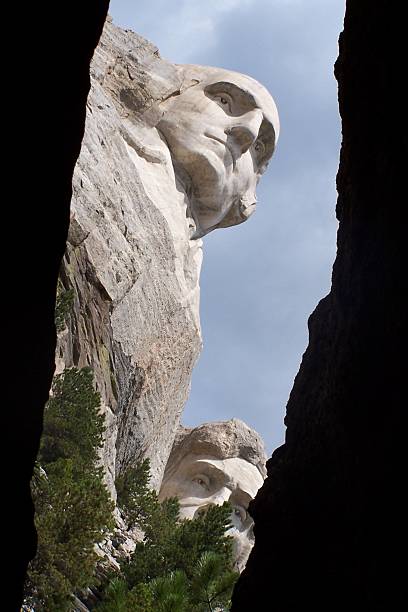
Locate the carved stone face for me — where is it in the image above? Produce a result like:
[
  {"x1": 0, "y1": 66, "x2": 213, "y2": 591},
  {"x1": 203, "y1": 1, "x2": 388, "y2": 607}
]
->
[
  {"x1": 159, "y1": 453, "x2": 264, "y2": 570},
  {"x1": 157, "y1": 66, "x2": 279, "y2": 237}
]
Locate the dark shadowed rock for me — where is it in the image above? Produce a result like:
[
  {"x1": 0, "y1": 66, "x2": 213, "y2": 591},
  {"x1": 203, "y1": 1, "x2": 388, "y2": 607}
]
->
[
  {"x1": 232, "y1": 1, "x2": 405, "y2": 609},
  {"x1": 5, "y1": 3, "x2": 109, "y2": 608}
]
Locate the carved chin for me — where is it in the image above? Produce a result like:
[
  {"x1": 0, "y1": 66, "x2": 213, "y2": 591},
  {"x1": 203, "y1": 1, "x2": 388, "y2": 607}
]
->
[{"x1": 239, "y1": 200, "x2": 257, "y2": 220}]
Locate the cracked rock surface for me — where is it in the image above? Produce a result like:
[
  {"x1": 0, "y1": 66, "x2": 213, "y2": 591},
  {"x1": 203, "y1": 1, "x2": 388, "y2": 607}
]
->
[{"x1": 57, "y1": 18, "x2": 203, "y2": 493}]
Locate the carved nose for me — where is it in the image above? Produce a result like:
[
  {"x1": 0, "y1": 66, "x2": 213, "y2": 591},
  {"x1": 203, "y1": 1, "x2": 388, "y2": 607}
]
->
[
  {"x1": 211, "y1": 486, "x2": 231, "y2": 505},
  {"x1": 226, "y1": 110, "x2": 263, "y2": 155},
  {"x1": 195, "y1": 487, "x2": 231, "y2": 516}
]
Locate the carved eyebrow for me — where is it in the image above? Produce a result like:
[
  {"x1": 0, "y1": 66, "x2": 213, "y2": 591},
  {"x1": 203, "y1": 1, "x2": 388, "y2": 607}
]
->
[
  {"x1": 205, "y1": 82, "x2": 276, "y2": 154},
  {"x1": 191, "y1": 461, "x2": 228, "y2": 483},
  {"x1": 256, "y1": 118, "x2": 276, "y2": 159},
  {"x1": 204, "y1": 81, "x2": 257, "y2": 112},
  {"x1": 229, "y1": 489, "x2": 253, "y2": 508}
]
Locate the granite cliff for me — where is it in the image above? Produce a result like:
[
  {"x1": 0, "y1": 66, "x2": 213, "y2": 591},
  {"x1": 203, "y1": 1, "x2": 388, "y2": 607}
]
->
[
  {"x1": 17, "y1": 15, "x2": 276, "y2": 602},
  {"x1": 55, "y1": 16, "x2": 278, "y2": 496},
  {"x1": 56, "y1": 18, "x2": 204, "y2": 492}
]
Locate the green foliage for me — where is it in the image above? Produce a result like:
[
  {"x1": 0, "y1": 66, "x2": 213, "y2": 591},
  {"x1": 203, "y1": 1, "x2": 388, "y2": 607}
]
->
[
  {"x1": 93, "y1": 578, "x2": 130, "y2": 612},
  {"x1": 100, "y1": 461, "x2": 238, "y2": 611},
  {"x1": 95, "y1": 579, "x2": 155, "y2": 612},
  {"x1": 150, "y1": 570, "x2": 189, "y2": 612},
  {"x1": 55, "y1": 282, "x2": 74, "y2": 332},
  {"x1": 25, "y1": 367, "x2": 114, "y2": 611},
  {"x1": 127, "y1": 583, "x2": 155, "y2": 612},
  {"x1": 115, "y1": 458, "x2": 159, "y2": 530},
  {"x1": 121, "y1": 495, "x2": 181, "y2": 587},
  {"x1": 99, "y1": 549, "x2": 237, "y2": 612},
  {"x1": 121, "y1": 493, "x2": 233, "y2": 589},
  {"x1": 190, "y1": 551, "x2": 239, "y2": 612},
  {"x1": 174, "y1": 503, "x2": 234, "y2": 578},
  {"x1": 39, "y1": 367, "x2": 105, "y2": 466}
]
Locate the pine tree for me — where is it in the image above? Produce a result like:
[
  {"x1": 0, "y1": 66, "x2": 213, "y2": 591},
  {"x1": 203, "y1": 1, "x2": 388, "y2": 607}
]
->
[
  {"x1": 25, "y1": 367, "x2": 114, "y2": 610},
  {"x1": 150, "y1": 570, "x2": 189, "y2": 612},
  {"x1": 190, "y1": 551, "x2": 238, "y2": 611},
  {"x1": 54, "y1": 280, "x2": 74, "y2": 332},
  {"x1": 115, "y1": 458, "x2": 160, "y2": 531},
  {"x1": 99, "y1": 460, "x2": 238, "y2": 611}
]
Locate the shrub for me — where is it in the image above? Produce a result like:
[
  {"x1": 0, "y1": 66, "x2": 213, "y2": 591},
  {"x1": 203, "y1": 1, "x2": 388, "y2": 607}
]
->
[
  {"x1": 54, "y1": 282, "x2": 74, "y2": 332},
  {"x1": 25, "y1": 367, "x2": 114, "y2": 610},
  {"x1": 99, "y1": 461, "x2": 238, "y2": 611}
]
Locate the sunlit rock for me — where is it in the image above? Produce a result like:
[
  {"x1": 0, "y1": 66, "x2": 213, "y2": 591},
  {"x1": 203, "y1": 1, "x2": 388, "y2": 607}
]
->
[
  {"x1": 56, "y1": 17, "x2": 278, "y2": 494},
  {"x1": 159, "y1": 419, "x2": 267, "y2": 571}
]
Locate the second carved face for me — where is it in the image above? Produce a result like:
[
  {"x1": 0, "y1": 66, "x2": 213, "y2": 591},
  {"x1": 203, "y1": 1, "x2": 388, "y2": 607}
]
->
[{"x1": 159, "y1": 453, "x2": 264, "y2": 571}]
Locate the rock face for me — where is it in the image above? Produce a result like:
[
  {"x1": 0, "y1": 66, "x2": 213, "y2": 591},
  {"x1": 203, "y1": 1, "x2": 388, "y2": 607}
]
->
[
  {"x1": 57, "y1": 20, "x2": 204, "y2": 491},
  {"x1": 56, "y1": 18, "x2": 279, "y2": 492},
  {"x1": 231, "y1": 1, "x2": 406, "y2": 610},
  {"x1": 159, "y1": 419, "x2": 267, "y2": 571}
]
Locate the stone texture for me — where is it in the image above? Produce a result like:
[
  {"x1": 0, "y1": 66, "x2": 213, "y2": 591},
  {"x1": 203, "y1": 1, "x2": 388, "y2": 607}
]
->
[
  {"x1": 159, "y1": 419, "x2": 267, "y2": 571},
  {"x1": 165, "y1": 419, "x2": 268, "y2": 478},
  {"x1": 231, "y1": 1, "x2": 406, "y2": 610},
  {"x1": 9, "y1": 1, "x2": 405, "y2": 608},
  {"x1": 156, "y1": 65, "x2": 279, "y2": 237},
  {"x1": 56, "y1": 18, "x2": 279, "y2": 495},
  {"x1": 56, "y1": 19, "x2": 204, "y2": 491}
]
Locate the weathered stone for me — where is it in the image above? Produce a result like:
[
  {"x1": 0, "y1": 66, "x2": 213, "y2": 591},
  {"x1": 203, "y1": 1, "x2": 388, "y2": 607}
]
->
[
  {"x1": 57, "y1": 21, "x2": 204, "y2": 491},
  {"x1": 56, "y1": 18, "x2": 279, "y2": 495},
  {"x1": 159, "y1": 419, "x2": 267, "y2": 571}
]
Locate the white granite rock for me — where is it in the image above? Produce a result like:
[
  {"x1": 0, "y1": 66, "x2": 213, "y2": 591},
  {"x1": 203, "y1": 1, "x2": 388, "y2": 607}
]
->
[
  {"x1": 159, "y1": 419, "x2": 268, "y2": 571},
  {"x1": 57, "y1": 20, "x2": 203, "y2": 492},
  {"x1": 56, "y1": 17, "x2": 278, "y2": 496}
]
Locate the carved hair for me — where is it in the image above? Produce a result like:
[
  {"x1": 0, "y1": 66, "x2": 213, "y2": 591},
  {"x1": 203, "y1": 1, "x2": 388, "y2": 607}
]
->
[{"x1": 165, "y1": 418, "x2": 267, "y2": 479}]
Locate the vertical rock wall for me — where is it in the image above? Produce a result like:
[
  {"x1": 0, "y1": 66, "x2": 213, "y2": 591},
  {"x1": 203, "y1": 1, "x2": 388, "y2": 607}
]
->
[
  {"x1": 56, "y1": 20, "x2": 203, "y2": 492},
  {"x1": 232, "y1": 1, "x2": 405, "y2": 609}
]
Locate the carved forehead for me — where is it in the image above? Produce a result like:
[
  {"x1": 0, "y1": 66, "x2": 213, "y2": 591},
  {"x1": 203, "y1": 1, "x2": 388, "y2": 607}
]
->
[
  {"x1": 164, "y1": 419, "x2": 268, "y2": 479},
  {"x1": 179, "y1": 63, "x2": 280, "y2": 142},
  {"x1": 169, "y1": 454, "x2": 264, "y2": 498},
  {"x1": 195, "y1": 456, "x2": 264, "y2": 490}
]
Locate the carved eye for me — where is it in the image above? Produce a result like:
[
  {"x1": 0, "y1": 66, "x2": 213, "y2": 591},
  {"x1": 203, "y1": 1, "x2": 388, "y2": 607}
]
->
[
  {"x1": 192, "y1": 475, "x2": 210, "y2": 490},
  {"x1": 233, "y1": 506, "x2": 247, "y2": 522},
  {"x1": 214, "y1": 93, "x2": 232, "y2": 112},
  {"x1": 254, "y1": 139, "x2": 265, "y2": 155}
]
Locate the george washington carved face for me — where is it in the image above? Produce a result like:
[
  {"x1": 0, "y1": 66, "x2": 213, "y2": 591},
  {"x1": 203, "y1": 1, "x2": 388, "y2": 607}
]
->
[{"x1": 157, "y1": 65, "x2": 279, "y2": 238}]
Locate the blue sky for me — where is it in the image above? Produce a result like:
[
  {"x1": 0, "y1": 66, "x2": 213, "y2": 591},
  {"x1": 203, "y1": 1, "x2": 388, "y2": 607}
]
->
[{"x1": 109, "y1": 0, "x2": 345, "y2": 453}]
